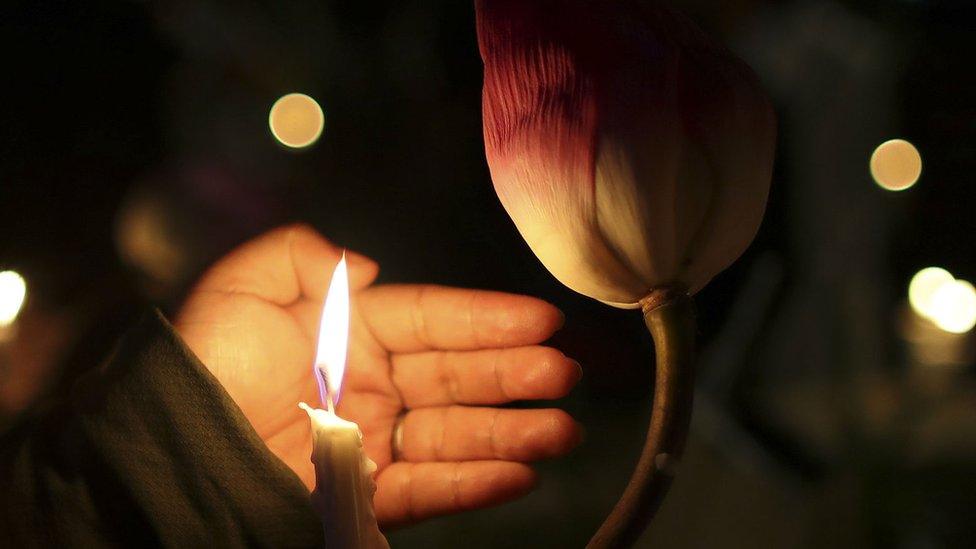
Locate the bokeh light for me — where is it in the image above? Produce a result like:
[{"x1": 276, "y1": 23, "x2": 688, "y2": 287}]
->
[
  {"x1": 908, "y1": 267, "x2": 955, "y2": 319},
  {"x1": 870, "y1": 138, "x2": 922, "y2": 191},
  {"x1": 268, "y1": 93, "x2": 325, "y2": 149},
  {"x1": 0, "y1": 270, "x2": 27, "y2": 326},
  {"x1": 928, "y1": 279, "x2": 976, "y2": 334},
  {"x1": 115, "y1": 188, "x2": 188, "y2": 290}
]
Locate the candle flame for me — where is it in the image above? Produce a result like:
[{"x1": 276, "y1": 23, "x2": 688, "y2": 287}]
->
[{"x1": 314, "y1": 253, "x2": 350, "y2": 409}]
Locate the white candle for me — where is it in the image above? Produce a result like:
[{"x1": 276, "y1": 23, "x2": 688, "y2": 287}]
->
[
  {"x1": 304, "y1": 253, "x2": 388, "y2": 548},
  {"x1": 300, "y1": 403, "x2": 388, "y2": 549}
]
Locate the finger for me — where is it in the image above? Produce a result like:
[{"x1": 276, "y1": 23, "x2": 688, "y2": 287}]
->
[
  {"x1": 196, "y1": 223, "x2": 379, "y2": 304},
  {"x1": 397, "y1": 406, "x2": 581, "y2": 462},
  {"x1": 391, "y1": 346, "x2": 582, "y2": 407},
  {"x1": 375, "y1": 461, "x2": 536, "y2": 527},
  {"x1": 358, "y1": 284, "x2": 563, "y2": 353}
]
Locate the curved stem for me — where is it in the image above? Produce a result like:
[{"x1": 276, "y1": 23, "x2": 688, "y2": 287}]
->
[{"x1": 587, "y1": 294, "x2": 696, "y2": 549}]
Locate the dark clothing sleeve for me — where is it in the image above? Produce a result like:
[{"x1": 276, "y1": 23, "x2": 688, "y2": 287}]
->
[{"x1": 1, "y1": 310, "x2": 322, "y2": 548}]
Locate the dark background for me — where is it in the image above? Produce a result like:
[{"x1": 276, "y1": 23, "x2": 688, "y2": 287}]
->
[{"x1": 2, "y1": 1, "x2": 976, "y2": 547}]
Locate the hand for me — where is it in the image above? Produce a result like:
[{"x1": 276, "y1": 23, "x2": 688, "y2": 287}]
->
[{"x1": 174, "y1": 225, "x2": 583, "y2": 527}]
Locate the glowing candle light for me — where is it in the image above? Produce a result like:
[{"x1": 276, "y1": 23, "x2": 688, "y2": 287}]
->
[
  {"x1": 269, "y1": 93, "x2": 325, "y2": 149},
  {"x1": 300, "y1": 254, "x2": 388, "y2": 548},
  {"x1": 870, "y1": 139, "x2": 922, "y2": 191},
  {"x1": 0, "y1": 270, "x2": 27, "y2": 342}
]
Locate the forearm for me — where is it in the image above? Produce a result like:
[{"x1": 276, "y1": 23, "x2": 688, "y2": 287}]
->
[{"x1": 1, "y1": 310, "x2": 321, "y2": 547}]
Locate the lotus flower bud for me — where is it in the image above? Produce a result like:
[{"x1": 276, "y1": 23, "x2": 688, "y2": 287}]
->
[{"x1": 477, "y1": 0, "x2": 776, "y2": 308}]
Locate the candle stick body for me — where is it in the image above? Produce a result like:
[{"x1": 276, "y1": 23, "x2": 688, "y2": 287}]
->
[{"x1": 301, "y1": 404, "x2": 388, "y2": 549}]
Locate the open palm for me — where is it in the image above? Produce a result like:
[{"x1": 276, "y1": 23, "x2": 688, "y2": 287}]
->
[{"x1": 174, "y1": 225, "x2": 582, "y2": 527}]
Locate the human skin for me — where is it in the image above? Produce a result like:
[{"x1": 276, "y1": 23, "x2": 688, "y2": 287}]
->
[{"x1": 175, "y1": 225, "x2": 583, "y2": 527}]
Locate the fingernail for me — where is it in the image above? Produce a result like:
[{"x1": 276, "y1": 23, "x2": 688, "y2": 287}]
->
[{"x1": 571, "y1": 359, "x2": 583, "y2": 382}]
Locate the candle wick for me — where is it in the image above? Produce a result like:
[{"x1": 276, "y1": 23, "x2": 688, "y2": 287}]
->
[{"x1": 314, "y1": 366, "x2": 329, "y2": 407}]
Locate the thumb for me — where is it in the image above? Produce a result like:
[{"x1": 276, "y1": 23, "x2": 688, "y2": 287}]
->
[{"x1": 193, "y1": 223, "x2": 379, "y2": 305}]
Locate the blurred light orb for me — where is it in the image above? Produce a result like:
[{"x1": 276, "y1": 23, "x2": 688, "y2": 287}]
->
[
  {"x1": 870, "y1": 139, "x2": 922, "y2": 191},
  {"x1": 909, "y1": 267, "x2": 955, "y2": 319},
  {"x1": 0, "y1": 270, "x2": 27, "y2": 326},
  {"x1": 115, "y1": 188, "x2": 188, "y2": 290},
  {"x1": 269, "y1": 93, "x2": 325, "y2": 149},
  {"x1": 928, "y1": 279, "x2": 976, "y2": 334}
]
